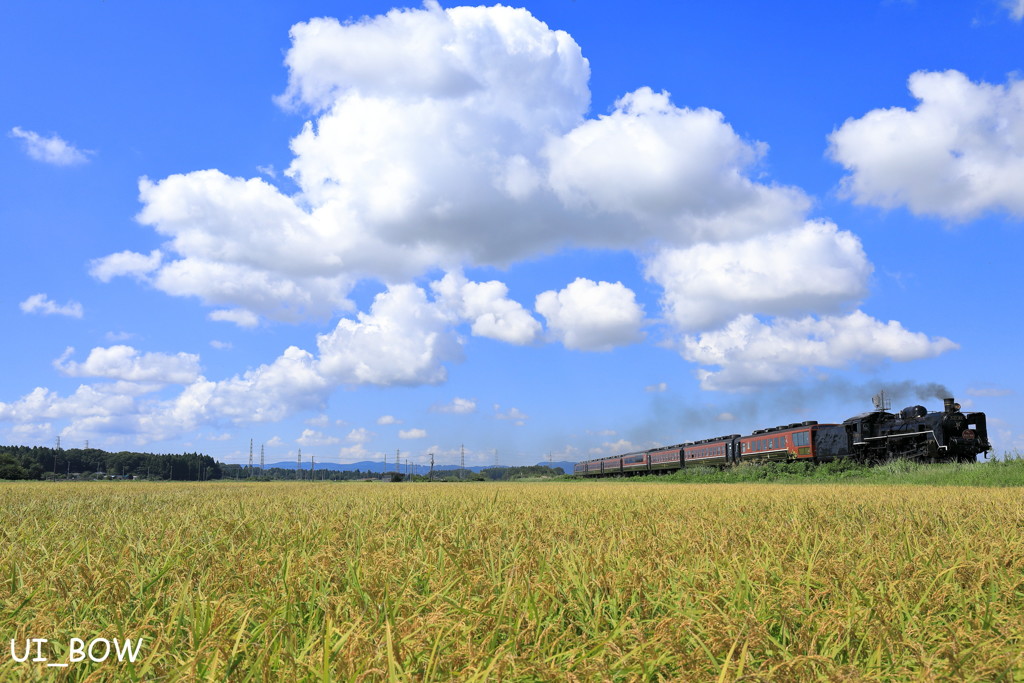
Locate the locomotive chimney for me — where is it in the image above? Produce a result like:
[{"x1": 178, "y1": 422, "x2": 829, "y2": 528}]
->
[{"x1": 943, "y1": 397, "x2": 955, "y2": 413}]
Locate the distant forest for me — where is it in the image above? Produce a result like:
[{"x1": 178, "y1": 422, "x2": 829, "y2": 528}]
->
[
  {"x1": 0, "y1": 445, "x2": 564, "y2": 482},
  {"x1": 0, "y1": 445, "x2": 222, "y2": 481}
]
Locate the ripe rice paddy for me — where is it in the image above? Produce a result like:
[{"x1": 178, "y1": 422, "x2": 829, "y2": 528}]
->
[{"x1": 2, "y1": 480, "x2": 1023, "y2": 681}]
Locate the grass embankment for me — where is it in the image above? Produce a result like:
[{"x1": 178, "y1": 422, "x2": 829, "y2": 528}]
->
[
  {"x1": 2, "y1": 481, "x2": 1023, "y2": 681},
  {"x1": 620, "y1": 454, "x2": 1024, "y2": 487}
]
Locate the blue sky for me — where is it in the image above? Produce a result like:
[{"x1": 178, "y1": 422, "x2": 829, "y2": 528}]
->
[{"x1": 2, "y1": 0, "x2": 1022, "y2": 468}]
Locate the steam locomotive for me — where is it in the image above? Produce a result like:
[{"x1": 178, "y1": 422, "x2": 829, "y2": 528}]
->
[{"x1": 573, "y1": 395, "x2": 991, "y2": 477}]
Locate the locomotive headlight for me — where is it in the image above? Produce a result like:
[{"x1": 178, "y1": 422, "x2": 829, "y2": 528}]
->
[{"x1": 953, "y1": 403, "x2": 961, "y2": 412}]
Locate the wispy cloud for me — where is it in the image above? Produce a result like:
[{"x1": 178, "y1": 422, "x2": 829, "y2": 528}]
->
[
  {"x1": 19, "y1": 293, "x2": 83, "y2": 319},
  {"x1": 432, "y1": 397, "x2": 476, "y2": 414},
  {"x1": 10, "y1": 127, "x2": 92, "y2": 166}
]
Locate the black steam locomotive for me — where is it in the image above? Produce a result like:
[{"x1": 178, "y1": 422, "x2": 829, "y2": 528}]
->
[
  {"x1": 814, "y1": 396, "x2": 990, "y2": 463},
  {"x1": 574, "y1": 395, "x2": 992, "y2": 477}
]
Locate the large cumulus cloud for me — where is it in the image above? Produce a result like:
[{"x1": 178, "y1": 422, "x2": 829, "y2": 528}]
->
[
  {"x1": 829, "y1": 70, "x2": 1024, "y2": 221},
  {"x1": 93, "y1": 2, "x2": 818, "y2": 326}
]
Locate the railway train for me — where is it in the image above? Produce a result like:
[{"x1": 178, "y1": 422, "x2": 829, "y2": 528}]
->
[{"x1": 574, "y1": 394, "x2": 991, "y2": 477}]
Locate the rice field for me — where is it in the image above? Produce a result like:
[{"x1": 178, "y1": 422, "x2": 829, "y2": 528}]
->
[{"x1": 2, "y1": 480, "x2": 1023, "y2": 681}]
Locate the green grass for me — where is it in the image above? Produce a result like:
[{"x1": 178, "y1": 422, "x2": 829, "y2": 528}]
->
[{"x1": 608, "y1": 453, "x2": 1024, "y2": 487}]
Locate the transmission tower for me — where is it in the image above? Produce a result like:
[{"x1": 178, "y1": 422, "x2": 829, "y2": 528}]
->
[
  {"x1": 429, "y1": 452, "x2": 434, "y2": 481},
  {"x1": 311, "y1": 454, "x2": 315, "y2": 481},
  {"x1": 460, "y1": 444, "x2": 465, "y2": 480},
  {"x1": 248, "y1": 439, "x2": 253, "y2": 478},
  {"x1": 260, "y1": 444, "x2": 264, "y2": 472},
  {"x1": 297, "y1": 449, "x2": 302, "y2": 480}
]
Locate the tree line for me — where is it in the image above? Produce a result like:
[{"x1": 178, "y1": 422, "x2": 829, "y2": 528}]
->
[{"x1": 0, "y1": 445, "x2": 222, "y2": 481}]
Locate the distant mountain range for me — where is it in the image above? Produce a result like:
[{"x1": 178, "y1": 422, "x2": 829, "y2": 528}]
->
[{"x1": 260, "y1": 460, "x2": 575, "y2": 475}]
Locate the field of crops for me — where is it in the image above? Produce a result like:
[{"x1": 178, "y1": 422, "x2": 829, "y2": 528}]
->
[{"x1": 2, "y1": 480, "x2": 1023, "y2": 681}]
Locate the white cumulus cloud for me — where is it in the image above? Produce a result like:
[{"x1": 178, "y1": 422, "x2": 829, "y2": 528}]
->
[
  {"x1": 829, "y1": 70, "x2": 1024, "y2": 221},
  {"x1": 494, "y1": 405, "x2": 528, "y2": 423},
  {"x1": 536, "y1": 278, "x2": 645, "y2": 351},
  {"x1": 89, "y1": 250, "x2": 162, "y2": 283},
  {"x1": 546, "y1": 87, "x2": 810, "y2": 244},
  {"x1": 297, "y1": 429, "x2": 340, "y2": 446},
  {"x1": 209, "y1": 308, "x2": 260, "y2": 328},
  {"x1": 646, "y1": 221, "x2": 871, "y2": 332},
  {"x1": 399, "y1": 428, "x2": 427, "y2": 439},
  {"x1": 431, "y1": 272, "x2": 540, "y2": 344},
  {"x1": 315, "y1": 284, "x2": 461, "y2": 386},
  {"x1": 682, "y1": 311, "x2": 959, "y2": 391},
  {"x1": 54, "y1": 346, "x2": 201, "y2": 384},
  {"x1": 347, "y1": 427, "x2": 374, "y2": 444}
]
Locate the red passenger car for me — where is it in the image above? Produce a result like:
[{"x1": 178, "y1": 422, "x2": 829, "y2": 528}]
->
[
  {"x1": 648, "y1": 445, "x2": 684, "y2": 472},
  {"x1": 739, "y1": 422, "x2": 832, "y2": 462},
  {"x1": 683, "y1": 435, "x2": 739, "y2": 466}
]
